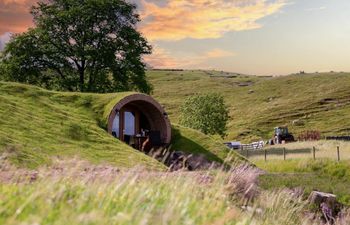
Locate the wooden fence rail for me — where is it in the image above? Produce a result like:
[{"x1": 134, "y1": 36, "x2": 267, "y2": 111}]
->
[{"x1": 236, "y1": 146, "x2": 343, "y2": 161}]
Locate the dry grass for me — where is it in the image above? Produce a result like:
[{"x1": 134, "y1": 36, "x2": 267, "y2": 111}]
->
[
  {"x1": 0, "y1": 158, "x2": 244, "y2": 225},
  {"x1": 1, "y1": 157, "x2": 350, "y2": 225}
]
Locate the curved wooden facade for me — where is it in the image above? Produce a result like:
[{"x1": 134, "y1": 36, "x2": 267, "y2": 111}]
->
[{"x1": 107, "y1": 93, "x2": 171, "y2": 145}]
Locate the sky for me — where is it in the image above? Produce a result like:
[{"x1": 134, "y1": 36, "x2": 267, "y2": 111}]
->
[{"x1": 1, "y1": 0, "x2": 350, "y2": 75}]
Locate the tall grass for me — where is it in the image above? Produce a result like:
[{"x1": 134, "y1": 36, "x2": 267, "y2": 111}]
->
[
  {"x1": 0, "y1": 162, "x2": 234, "y2": 224},
  {"x1": 256, "y1": 158, "x2": 350, "y2": 205},
  {"x1": 1, "y1": 158, "x2": 350, "y2": 224}
]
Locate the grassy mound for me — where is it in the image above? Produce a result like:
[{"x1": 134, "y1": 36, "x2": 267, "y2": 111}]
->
[
  {"x1": 0, "y1": 82, "x2": 163, "y2": 169},
  {"x1": 0, "y1": 82, "x2": 239, "y2": 169},
  {"x1": 148, "y1": 70, "x2": 350, "y2": 141}
]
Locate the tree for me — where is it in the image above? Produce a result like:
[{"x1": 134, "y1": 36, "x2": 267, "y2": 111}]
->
[
  {"x1": 179, "y1": 93, "x2": 229, "y2": 138},
  {"x1": 0, "y1": 0, "x2": 152, "y2": 93}
]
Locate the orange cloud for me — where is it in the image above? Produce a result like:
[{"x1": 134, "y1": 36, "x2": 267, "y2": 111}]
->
[
  {"x1": 139, "y1": 0, "x2": 286, "y2": 41},
  {"x1": 0, "y1": 0, "x2": 36, "y2": 34},
  {"x1": 144, "y1": 46, "x2": 235, "y2": 69}
]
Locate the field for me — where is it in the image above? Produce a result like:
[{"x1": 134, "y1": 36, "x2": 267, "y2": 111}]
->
[
  {"x1": 239, "y1": 140, "x2": 350, "y2": 161},
  {"x1": 147, "y1": 70, "x2": 350, "y2": 142},
  {"x1": 258, "y1": 158, "x2": 350, "y2": 205},
  {"x1": 221, "y1": 139, "x2": 350, "y2": 206},
  {"x1": 240, "y1": 140, "x2": 350, "y2": 206}
]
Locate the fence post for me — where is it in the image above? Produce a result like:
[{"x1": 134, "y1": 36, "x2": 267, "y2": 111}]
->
[
  {"x1": 246, "y1": 148, "x2": 249, "y2": 158},
  {"x1": 337, "y1": 146, "x2": 340, "y2": 162},
  {"x1": 313, "y1": 147, "x2": 316, "y2": 160},
  {"x1": 283, "y1": 148, "x2": 286, "y2": 160},
  {"x1": 264, "y1": 149, "x2": 267, "y2": 162}
]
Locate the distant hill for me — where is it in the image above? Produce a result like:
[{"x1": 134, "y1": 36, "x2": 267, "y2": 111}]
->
[
  {"x1": 0, "y1": 82, "x2": 241, "y2": 168},
  {"x1": 147, "y1": 70, "x2": 350, "y2": 142}
]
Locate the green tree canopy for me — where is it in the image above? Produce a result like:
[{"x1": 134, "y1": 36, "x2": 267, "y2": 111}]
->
[
  {"x1": 0, "y1": 0, "x2": 152, "y2": 93},
  {"x1": 179, "y1": 93, "x2": 229, "y2": 138}
]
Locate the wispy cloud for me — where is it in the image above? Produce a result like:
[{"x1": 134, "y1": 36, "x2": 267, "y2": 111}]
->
[
  {"x1": 0, "y1": 0, "x2": 287, "y2": 41},
  {"x1": 144, "y1": 46, "x2": 235, "y2": 69},
  {"x1": 139, "y1": 0, "x2": 286, "y2": 41},
  {"x1": 0, "y1": 0, "x2": 287, "y2": 72}
]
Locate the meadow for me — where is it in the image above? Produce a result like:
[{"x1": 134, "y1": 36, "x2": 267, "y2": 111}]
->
[
  {"x1": 239, "y1": 140, "x2": 350, "y2": 161},
  {"x1": 2, "y1": 158, "x2": 349, "y2": 225}
]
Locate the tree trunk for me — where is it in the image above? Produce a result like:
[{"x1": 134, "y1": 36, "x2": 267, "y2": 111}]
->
[
  {"x1": 79, "y1": 68, "x2": 84, "y2": 92},
  {"x1": 88, "y1": 71, "x2": 94, "y2": 92},
  {"x1": 79, "y1": 60, "x2": 85, "y2": 92}
]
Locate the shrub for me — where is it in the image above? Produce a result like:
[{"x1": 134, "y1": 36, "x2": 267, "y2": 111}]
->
[{"x1": 179, "y1": 93, "x2": 229, "y2": 138}]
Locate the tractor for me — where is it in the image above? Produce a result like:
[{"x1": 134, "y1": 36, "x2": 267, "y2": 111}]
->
[{"x1": 272, "y1": 126, "x2": 295, "y2": 144}]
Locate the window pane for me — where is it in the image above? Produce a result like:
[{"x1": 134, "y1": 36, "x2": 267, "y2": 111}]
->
[
  {"x1": 124, "y1": 111, "x2": 135, "y2": 135},
  {"x1": 112, "y1": 113, "x2": 120, "y2": 138}
]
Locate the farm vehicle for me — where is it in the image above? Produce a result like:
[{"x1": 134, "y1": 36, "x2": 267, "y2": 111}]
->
[{"x1": 271, "y1": 126, "x2": 295, "y2": 144}]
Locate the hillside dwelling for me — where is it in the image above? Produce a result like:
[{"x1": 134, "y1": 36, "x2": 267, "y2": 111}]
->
[{"x1": 107, "y1": 93, "x2": 171, "y2": 151}]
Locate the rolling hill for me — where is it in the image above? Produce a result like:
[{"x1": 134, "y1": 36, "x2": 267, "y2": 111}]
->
[
  {"x1": 2, "y1": 69, "x2": 348, "y2": 168},
  {"x1": 147, "y1": 70, "x2": 350, "y2": 142},
  {"x1": 0, "y1": 82, "x2": 242, "y2": 169}
]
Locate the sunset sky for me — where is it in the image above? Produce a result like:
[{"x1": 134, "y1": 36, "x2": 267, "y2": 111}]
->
[{"x1": 1, "y1": 0, "x2": 350, "y2": 75}]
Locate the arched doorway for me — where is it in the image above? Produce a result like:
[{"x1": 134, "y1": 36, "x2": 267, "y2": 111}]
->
[{"x1": 108, "y1": 94, "x2": 171, "y2": 149}]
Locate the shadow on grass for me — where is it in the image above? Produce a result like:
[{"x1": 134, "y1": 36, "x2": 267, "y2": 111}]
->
[{"x1": 171, "y1": 127, "x2": 224, "y2": 164}]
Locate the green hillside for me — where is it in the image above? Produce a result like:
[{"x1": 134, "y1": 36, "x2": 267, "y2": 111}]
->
[
  {"x1": 148, "y1": 70, "x2": 350, "y2": 142},
  {"x1": 0, "y1": 82, "x2": 240, "y2": 169}
]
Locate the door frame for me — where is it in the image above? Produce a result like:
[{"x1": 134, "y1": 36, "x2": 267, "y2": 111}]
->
[{"x1": 119, "y1": 107, "x2": 140, "y2": 141}]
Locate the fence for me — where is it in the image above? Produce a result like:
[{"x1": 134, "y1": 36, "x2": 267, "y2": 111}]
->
[
  {"x1": 225, "y1": 141, "x2": 264, "y2": 151},
  {"x1": 236, "y1": 146, "x2": 344, "y2": 161},
  {"x1": 241, "y1": 142, "x2": 264, "y2": 151}
]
